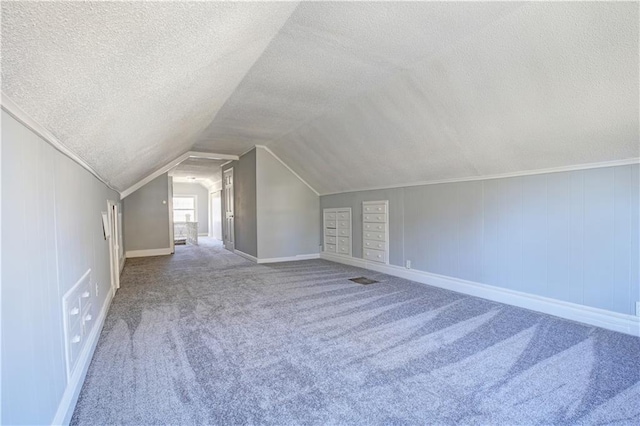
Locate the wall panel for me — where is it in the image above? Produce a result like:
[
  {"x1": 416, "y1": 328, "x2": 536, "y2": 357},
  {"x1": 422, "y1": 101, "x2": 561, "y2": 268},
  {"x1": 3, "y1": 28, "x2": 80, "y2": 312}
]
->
[
  {"x1": 321, "y1": 164, "x2": 639, "y2": 315},
  {"x1": 1, "y1": 111, "x2": 119, "y2": 424}
]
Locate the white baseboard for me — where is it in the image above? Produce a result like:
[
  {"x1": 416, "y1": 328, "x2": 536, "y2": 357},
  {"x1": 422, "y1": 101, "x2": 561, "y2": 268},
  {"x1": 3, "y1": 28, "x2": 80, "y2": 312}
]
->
[
  {"x1": 125, "y1": 248, "x2": 172, "y2": 258},
  {"x1": 258, "y1": 253, "x2": 320, "y2": 264},
  {"x1": 52, "y1": 289, "x2": 113, "y2": 425},
  {"x1": 234, "y1": 249, "x2": 258, "y2": 263},
  {"x1": 320, "y1": 253, "x2": 640, "y2": 337},
  {"x1": 234, "y1": 250, "x2": 321, "y2": 264}
]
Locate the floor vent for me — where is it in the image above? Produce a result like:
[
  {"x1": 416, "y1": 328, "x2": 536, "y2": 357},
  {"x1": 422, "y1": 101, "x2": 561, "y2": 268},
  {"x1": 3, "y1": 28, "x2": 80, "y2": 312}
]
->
[{"x1": 349, "y1": 277, "x2": 378, "y2": 285}]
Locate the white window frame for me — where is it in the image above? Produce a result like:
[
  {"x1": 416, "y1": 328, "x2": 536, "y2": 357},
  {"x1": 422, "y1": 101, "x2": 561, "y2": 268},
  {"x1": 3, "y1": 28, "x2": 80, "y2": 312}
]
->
[{"x1": 173, "y1": 195, "x2": 197, "y2": 222}]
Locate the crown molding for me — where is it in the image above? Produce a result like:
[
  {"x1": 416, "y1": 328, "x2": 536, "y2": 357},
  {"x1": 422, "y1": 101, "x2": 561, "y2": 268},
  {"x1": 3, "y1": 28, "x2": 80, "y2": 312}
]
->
[{"x1": 320, "y1": 158, "x2": 640, "y2": 196}]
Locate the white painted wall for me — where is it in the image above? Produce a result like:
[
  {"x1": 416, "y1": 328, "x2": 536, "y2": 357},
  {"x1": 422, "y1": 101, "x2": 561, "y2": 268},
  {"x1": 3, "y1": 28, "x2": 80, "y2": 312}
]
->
[
  {"x1": 1, "y1": 111, "x2": 119, "y2": 424},
  {"x1": 256, "y1": 147, "x2": 319, "y2": 260},
  {"x1": 173, "y1": 182, "x2": 209, "y2": 235}
]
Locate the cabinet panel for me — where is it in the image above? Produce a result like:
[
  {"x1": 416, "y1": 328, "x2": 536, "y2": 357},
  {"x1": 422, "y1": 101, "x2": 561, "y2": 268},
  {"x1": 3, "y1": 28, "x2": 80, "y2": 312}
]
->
[
  {"x1": 364, "y1": 248, "x2": 386, "y2": 263},
  {"x1": 364, "y1": 223, "x2": 385, "y2": 232},
  {"x1": 363, "y1": 230, "x2": 385, "y2": 242},
  {"x1": 323, "y1": 208, "x2": 351, "y2": 256},
  {"x1": 364, "y1": 239, "x2": 385, "y2": 251},
  {"x1": 338, "y1": 228, "x2": 351, "y2": 237},
  {"x1": 363, "y1": 213, "x2": 386, "y2": 223},
  {"x1": 363, "y1": 203, "x2": 387, "y2": 214},
  {"x1": 363, "y1": 201, "x2": 389, "y2": 264}
]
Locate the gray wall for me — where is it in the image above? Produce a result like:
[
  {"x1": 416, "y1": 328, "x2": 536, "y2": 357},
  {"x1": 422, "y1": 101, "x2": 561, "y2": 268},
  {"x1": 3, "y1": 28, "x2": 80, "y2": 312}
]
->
[
  {"x1": 321, "y1": 165, "x2": 640, "y2": 316},
  {"x1": 1, "y1": 111, "x2": 119, "y2": 424},
  {"x1": 173, "y1": 182, "x2": 209, "y2": 235},
  {"x1": 257, "y1": 147, "x2": 320, "y2": 259},
  {"x1": 223, "y1": 149, "x2": 257, "y2": 256},
  {"x1": 123, "y1": 173, "x2": 170, "y2": 252}
]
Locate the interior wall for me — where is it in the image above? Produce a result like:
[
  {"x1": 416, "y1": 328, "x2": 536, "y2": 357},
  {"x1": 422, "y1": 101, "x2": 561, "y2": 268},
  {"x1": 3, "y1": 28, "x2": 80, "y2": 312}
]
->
[
  {"x1": 123, "y1": 173, "x2": 170, "y2": 253},
  {"x1": 173, "y1": 182, "x2": 209, "y2": 235},
  {"x1": 321, "y1": 164, "x2": 639, "y2": 316},
  {"x1": 1, "y1": 111, "x2": 119, "y2": 424},
  {"x1": 222, "y1": 149, "x2": 257, "y2": 256},
  {"x1": 256, "y1": 147, "x2": 319, "y2": 259}
]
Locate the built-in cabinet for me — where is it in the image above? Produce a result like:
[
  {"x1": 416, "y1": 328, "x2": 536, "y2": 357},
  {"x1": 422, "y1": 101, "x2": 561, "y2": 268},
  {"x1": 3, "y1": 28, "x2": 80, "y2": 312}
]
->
[
  {"x1": 323, "y1": 208, "x2": 352, "y2": 256},
  {"x1": 362, "y1": 200, "x2": 389, "y2": 264}
]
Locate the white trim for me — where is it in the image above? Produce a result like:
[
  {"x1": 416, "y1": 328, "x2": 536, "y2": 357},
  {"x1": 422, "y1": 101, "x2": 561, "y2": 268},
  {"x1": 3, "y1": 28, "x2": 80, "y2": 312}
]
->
[
  {"x1": 198, "y1": 233, "x2": 208, "y2": 236},
  {"x1": 239, "y1": 146, "x2": 256, "y2": 158},
  {"x1": 125, "y1": 248, "x2": 172, "y2": 258},
  {"x1": 168, "y1": 176, "x2": 175, "y2": 254},
  {"x1": 320, "y1": 158, "x2": 640, "y2": 196},
  {"x1": 1, "y1": 92, "x2": 118, "y2": 193},
  {"x1": 121, "y1": 151, "x2": 239, "y2": 198},
  {"x1": 257, "y1": 253, "x2": 320, "y2": 264},
  {"x1": 220, "y1": 160, "x2": 234, "y2": 168},
  {"x1": 234, "y1": 249, "x2": 258, "y2": 263},
  {"x1": 52, "y1": 287, "x2": 113, "y2": 425},
  {"x1": 256, "y1": 145, "x2": 320, "y2": 195},
  {"x1": 320, "y1": 253, "x2": 640, "y2": 337},
  {"x1": 119, "y1": 256, "x2": 126, "y2": 274}
]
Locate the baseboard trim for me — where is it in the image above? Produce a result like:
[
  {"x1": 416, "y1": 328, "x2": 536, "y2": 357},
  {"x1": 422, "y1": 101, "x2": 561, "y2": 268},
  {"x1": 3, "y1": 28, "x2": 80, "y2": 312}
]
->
[
  {"x1": 257, "y1": 253, "x2": 320, "y2": 264},
  {"x1": 52, "y1": 289, "x2": 113, "y2": 425},
  {"x1": 234, "y1": 249, "x2": 258, "y2": 263},
  {"x1": 320, "y1": 253, "x2": 640, "y2": 337},
  {"x1": 125, "y1": 248, "x2": 172, "y2": 258}
]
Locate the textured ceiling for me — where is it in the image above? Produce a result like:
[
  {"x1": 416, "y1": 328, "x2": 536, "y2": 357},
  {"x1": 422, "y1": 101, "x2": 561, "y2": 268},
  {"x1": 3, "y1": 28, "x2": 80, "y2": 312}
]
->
[
  {"x1": 2, "y1": 2, "x2": 638, "y2": 195},
  {"x1": 1, "y1": 1, "x2": 298, "y2": 190},
  {"x1": 169, "y1": 158, "x2": 225, "y2": 190}
]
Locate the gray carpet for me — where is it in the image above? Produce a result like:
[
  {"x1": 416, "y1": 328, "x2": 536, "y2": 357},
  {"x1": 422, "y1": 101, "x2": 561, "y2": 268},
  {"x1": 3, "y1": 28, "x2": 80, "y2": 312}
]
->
[{"x1": 71, "y1": 239, "x2": 640, "y2": 425}]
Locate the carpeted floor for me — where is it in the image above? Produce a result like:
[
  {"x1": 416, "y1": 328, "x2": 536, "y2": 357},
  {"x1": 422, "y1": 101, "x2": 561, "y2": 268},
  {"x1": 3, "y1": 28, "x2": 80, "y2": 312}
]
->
[{"x1": 71, "y1": 239, "x2": 640, "y2": 425}]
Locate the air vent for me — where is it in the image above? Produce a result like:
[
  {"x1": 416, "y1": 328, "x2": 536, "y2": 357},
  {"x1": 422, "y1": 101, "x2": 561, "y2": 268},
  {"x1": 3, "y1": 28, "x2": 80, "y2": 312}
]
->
[{"x1": 349, "y1": 277, "x2": 378, "y2": 285}]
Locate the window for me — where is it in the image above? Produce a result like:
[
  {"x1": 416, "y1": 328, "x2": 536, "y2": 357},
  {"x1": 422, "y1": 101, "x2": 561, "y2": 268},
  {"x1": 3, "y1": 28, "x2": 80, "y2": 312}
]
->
[{"x1": 173, "y1": 196, "x2": 196, "y2": 222}]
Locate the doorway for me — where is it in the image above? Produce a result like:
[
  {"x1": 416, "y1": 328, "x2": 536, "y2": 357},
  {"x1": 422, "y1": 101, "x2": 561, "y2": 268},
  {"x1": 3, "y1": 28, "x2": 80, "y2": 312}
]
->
[
  {"x1": 223, "y1": 167, "x2": 234, "y2": 251},
  {"x1": 107, "y1": 200, "x2": 121, "y2": 296}
]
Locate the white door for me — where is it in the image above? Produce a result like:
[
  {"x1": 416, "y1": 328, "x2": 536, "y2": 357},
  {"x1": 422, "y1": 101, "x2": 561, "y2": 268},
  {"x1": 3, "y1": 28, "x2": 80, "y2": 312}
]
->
[
  {"x1": 107, "y1": 200, "x2": 120, "y2": 296},
  {"x1": 223, "y1": 168, "x2": 234, "y2": 250}
]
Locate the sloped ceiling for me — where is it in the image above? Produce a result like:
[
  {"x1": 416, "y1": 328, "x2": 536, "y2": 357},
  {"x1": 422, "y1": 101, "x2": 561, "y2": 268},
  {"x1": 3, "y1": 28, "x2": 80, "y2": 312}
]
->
[
  {"x1": 170, "y1": 158, "x2": 225, "y2": 191},
  {"x1": 2, "y1": 2, "x2": 638, "y2": 195}
]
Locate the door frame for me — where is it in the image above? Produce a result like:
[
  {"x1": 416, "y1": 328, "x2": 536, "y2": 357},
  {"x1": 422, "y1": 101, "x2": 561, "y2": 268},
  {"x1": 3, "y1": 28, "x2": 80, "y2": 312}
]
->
[
  {"x1": 223, "y1": 167, "x2": 235, "y2": 251},
  {"x1": 168, "y1": 176, "x2": 175, "y2": 253},
  {"x1": 107, "y1": 200, "x2": 121, "y2": 296}
]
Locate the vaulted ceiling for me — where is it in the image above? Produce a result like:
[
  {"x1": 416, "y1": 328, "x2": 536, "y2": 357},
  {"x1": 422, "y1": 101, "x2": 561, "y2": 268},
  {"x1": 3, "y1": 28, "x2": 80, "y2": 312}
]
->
[{"x1": 2, "y1": 2, "x2": 638, "y2": 195}]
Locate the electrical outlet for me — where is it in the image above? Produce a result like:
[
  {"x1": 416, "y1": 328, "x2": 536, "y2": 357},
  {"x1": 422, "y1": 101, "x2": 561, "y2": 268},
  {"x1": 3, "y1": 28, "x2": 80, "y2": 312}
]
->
[
  {"x1": 636, "y1": 301, "x2": 640, "y2": 317},
  {"x1": 406, "y1": 260, "x2": 411, "y2": 269}
]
